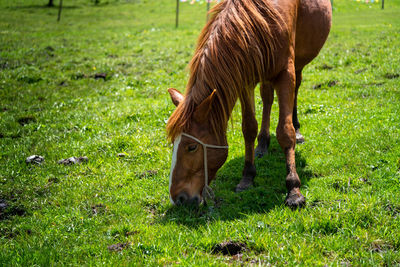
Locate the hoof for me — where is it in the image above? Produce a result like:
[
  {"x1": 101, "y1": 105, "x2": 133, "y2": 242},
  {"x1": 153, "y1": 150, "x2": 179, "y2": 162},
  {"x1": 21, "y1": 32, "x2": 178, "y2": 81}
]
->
[
  {"x1": 255, "y1": 145, "x2": 268, "y2": 158},
  {"x1": 255, "y1": 136, "x2": 270, "y2": 158},
  {"x1": 285, "y1": 188, "x2": 306, "y2": 209},
  {"x1": 295, "y1": 129, "x2": 305, "y2": 144},
  {"x1": 235, "y1": 177, "x2": 254, "y2": 192}
]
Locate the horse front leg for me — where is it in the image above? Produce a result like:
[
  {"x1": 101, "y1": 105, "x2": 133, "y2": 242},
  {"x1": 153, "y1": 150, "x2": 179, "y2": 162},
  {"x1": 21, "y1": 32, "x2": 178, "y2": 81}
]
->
[
  {"x1": 274, "y1": 62, "x2": 306, "y2": 208},
  {"x1": 255, "y1": 82, "x2": 274, "y2": 158},
  {"x1": 235, "y1": 90, "x2": 258, "y2": 192}
]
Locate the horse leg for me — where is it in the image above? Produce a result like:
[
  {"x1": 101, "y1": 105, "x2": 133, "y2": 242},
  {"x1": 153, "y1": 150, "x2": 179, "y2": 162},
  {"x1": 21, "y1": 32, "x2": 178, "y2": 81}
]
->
[
  {"x1": 273, "y1": 64, "x2": 306, "y2": 208},
  {"x1": 235, "y1": 90, "x2": 258, "y2": 192},
  {"x1": 293, "y1": 70, "x2": 305, "y2": 144},
  {"x1": 255, "y1": 82, "x2": 274, "y2": 158}
]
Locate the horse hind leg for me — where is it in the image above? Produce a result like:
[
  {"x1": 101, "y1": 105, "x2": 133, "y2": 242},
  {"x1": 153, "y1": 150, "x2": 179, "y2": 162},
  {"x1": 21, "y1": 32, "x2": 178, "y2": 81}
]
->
[
  {"x1": 274, "y1": 64, "x2": 306, "y2": 208},
  {"x1": 235, "y1": 90, "x2": 258, "y2": 192},
  {"x1": 255, "y1": 82, "x2": 274, "y2": 158},
  {"x1": 293, "y1": 70, "x2": 305, "y2": 144}
]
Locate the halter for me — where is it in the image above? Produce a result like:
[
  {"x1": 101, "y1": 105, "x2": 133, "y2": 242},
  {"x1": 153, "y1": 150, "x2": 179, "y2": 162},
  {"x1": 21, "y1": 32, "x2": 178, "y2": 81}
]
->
[{"x1": 169, "y1": 133, "x2": 229, "y2": 204}]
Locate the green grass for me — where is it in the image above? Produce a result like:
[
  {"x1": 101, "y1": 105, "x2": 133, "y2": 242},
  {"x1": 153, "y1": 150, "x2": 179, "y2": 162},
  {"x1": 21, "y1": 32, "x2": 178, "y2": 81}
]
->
[{"x1": 1, "y1": 0, "x2": 400, "y2": 265}]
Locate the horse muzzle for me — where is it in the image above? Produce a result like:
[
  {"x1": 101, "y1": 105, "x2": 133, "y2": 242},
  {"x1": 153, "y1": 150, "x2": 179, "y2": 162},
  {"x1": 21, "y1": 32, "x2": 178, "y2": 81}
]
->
[{"x1": 174, "y1": 191, "x2": 202, "y2": 206}]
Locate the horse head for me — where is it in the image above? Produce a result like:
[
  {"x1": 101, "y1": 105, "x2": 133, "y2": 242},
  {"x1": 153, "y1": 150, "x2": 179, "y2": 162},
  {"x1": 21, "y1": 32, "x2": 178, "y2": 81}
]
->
[{"x1": 167, "y1": 88, "x2": 228, "y2": 206}]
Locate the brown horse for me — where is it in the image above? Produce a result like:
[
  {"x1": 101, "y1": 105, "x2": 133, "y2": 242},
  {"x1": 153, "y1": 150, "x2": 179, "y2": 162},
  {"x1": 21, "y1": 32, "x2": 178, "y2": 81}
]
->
[{"x1": 167, "y1": 0, "x2": 331, "y2": 208}]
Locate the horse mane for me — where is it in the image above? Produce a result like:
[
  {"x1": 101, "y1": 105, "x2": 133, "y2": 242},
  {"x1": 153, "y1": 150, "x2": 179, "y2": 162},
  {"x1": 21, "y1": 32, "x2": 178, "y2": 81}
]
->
[{"x1": 167, "y1": 0, "x2": 285, "y2": 142}]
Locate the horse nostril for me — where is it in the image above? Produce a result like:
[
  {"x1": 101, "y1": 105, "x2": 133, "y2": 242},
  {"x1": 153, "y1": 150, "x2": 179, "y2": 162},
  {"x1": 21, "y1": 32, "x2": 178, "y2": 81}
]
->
[{"x1": 176, "y1": 192, "x2": 188, "y2": 205}]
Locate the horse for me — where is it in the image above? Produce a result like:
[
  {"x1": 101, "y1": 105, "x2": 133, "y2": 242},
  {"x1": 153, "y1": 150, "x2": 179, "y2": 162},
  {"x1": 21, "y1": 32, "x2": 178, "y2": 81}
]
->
[{"x1": 166, "y1": 0, "x2": 331, "y2": 208}]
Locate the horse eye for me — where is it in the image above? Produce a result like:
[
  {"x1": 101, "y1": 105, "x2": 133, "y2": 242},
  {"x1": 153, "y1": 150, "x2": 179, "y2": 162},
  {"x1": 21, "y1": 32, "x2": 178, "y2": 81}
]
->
[{"x1": 187, "y1": 144, "x2": 198, "y2": 152}]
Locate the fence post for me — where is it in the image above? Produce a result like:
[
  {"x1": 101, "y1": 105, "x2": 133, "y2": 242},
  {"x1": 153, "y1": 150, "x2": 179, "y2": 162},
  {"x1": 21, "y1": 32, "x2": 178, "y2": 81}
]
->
[
  {"x1": 57, "y1": 0, "x2": 63, "y2": 22},
  {"x1": 176, "y1": 0, "x2": 179, "y2": 28},
  {"x1": 206, "y1": 1, "x2": 210, "y2": 21}
]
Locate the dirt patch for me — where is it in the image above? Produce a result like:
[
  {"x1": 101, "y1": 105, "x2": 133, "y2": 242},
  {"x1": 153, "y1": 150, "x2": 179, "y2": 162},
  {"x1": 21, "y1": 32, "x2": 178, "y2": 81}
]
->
[
  {"x1": 211, "y1": 241, "x2": 248, "y2": 256},
  {"x1": 26, "y1": 155, "x2": 44, "y2": 165},
  {"x1": 312, "y1": 83, "x2": 322, "y2": 89},
  {"x1": 125, "y1": 230, "x2": 139, "y2": 237},
  {"x1": 107, "y1": 242, "x2": 130, "y2": 252},
  {"x1": 0, "y1": 202, "x2": 26, "y2": 220},
  {"x1": 312, "y1": 80, "x2": 338, "y2": 89},
  {"x1": 138, "y1": 170, "x2": 158, "y2": 178},
  {"x1": 59, "y1": 80, "x2": 67, "y2": 86},
  {"x1": 370, "y1": 240, "x2": 394, "y2": 253},
  {"x1": 384, "y1": 73, "x2": 399, "y2": 79},
  {"x1": 366, "y1": 81, "x2": 384, "y2": 87},
  {"x1": 327, "y1": 80, "x2": 338, "y2": 87},
  {"x1": 42, "y1": 46, "x2": 55, "y2": 57},
  {"x1": 385, "y1": 203, "x2": 400, "y2": 218},
  {"x1": 319, "y1": 63, "x2": 333, "y2": 70},
  {"x1": 17, "y1": 115, "x2": 36, "y2": 126},
  {"x1": 45, "y1": 45, "x2": 54, "y2": 52},
  {"x1": 48, "y1": 177, "x2": 60, "y2": 184},
  {"x1": 71, "y1": 73, "x2": 87, "y2": 80},
  {"x1": 354, "y1": 68, "x2": 367, "y2": 74},
  {"x1": 0, "y1": 226, "x2": 31, "y2": 239},
  {"x1": 58, "y1": 156, "x2": 88, "y2": 165},
  {"x1": 94, "y1": 73, "x2": 107, "y2": 80},
  {"x1": 91, "y1": 203, "x2": 107, "y2": 215}
]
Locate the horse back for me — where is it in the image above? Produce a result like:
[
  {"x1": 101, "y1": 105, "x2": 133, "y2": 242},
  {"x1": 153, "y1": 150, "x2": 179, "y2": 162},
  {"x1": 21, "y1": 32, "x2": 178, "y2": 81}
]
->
[{"x1": 266, "y1": 0, "x2": 331, "y2": 78}]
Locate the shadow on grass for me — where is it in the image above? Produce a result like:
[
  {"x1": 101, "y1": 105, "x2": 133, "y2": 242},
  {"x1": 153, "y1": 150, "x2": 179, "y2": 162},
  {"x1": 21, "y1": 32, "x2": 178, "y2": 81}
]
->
[{"x1": 156, "y1": 137, "x2": 314, "y2": 227}]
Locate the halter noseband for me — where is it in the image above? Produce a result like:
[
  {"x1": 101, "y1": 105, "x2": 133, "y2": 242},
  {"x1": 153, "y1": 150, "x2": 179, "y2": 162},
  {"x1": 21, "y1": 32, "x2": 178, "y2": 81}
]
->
[{"x1": 170, "y1": 133, "x2": 228, "y2": 204}]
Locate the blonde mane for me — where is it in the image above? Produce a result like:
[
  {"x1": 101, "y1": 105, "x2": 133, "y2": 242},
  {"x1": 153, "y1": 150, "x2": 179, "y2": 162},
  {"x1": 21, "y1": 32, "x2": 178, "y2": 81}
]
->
[{"x1": 167, "y1": 0, "x2": 285, "y2": 142}]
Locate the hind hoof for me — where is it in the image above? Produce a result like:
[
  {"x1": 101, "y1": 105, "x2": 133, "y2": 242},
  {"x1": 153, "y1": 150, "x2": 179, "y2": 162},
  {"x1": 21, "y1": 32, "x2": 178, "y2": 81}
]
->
[
  {"x1": 295, "y1": 130, "x2": 305, "y2": 144},
  {"x1": 255, "y1": 136, "x2": 269, "y2": 158},
  {"x1": 255, "y1": 145, "x2": 268, "y2": 158},
  {"x1": 285, "y1": 188, "x2": 306, "y2": 209},
  {"x1": 235, "y1": 177, "x2": 254, "y2": 192}
]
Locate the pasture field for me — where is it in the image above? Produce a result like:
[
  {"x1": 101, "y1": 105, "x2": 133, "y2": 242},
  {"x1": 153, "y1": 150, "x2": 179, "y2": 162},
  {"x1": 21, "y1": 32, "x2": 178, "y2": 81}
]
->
[{"x1": 1, "y1": 0, "x2": 400, "y2": 265}]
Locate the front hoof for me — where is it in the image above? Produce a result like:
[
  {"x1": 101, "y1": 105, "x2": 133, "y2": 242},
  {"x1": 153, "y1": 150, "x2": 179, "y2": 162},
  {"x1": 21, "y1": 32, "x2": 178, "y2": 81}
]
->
[
  {"x1": 235, "y1": 177, "x2": 254, "y2": 192},
  {"x1": 285, "y1": 188, "x2": 306, "y2": 209},
  {"x1": 295, "y1": 129, "x2": 305, "y2": 144}
]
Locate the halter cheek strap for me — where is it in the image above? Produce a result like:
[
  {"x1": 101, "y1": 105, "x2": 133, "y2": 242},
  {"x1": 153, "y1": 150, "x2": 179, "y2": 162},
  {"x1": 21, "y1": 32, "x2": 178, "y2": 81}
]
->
[{"x1": 181, "y1": 133, "x2": 228, "y2": 203}]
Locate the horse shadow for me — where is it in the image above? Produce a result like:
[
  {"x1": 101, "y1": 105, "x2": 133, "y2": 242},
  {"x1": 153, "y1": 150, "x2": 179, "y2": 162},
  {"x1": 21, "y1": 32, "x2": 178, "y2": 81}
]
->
[{"x1": 157, "y1": 136, "x2": 314, "y2": 227}]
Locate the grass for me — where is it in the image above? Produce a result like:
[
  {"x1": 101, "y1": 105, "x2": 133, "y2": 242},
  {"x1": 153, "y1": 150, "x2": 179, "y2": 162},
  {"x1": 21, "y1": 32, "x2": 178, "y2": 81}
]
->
[{"x1": 1, "y1": 0, "x2": 400, "y2": 265}]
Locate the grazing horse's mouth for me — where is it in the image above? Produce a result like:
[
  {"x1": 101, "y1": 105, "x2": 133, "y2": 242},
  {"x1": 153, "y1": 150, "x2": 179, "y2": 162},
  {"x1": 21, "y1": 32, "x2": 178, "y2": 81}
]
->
[{"x1": 175, "y1": 192, "x2": 202, "y2": 206}]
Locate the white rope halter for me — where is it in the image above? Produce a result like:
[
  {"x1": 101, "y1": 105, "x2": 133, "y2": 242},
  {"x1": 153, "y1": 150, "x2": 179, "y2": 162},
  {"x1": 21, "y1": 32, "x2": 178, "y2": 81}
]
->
[{"x1": 170, "y1": 133, "x2": 228, "y2": 204}]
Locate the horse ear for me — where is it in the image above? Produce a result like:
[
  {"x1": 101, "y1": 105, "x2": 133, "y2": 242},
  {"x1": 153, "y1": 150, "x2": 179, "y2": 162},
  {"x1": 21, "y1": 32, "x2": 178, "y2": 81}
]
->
[
  {"x1": 168, "y1": 88, "x2": 184, "y2": 106},
  {"x1": 194, "y1": 89, "x2": 217, "y2": 123}
]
